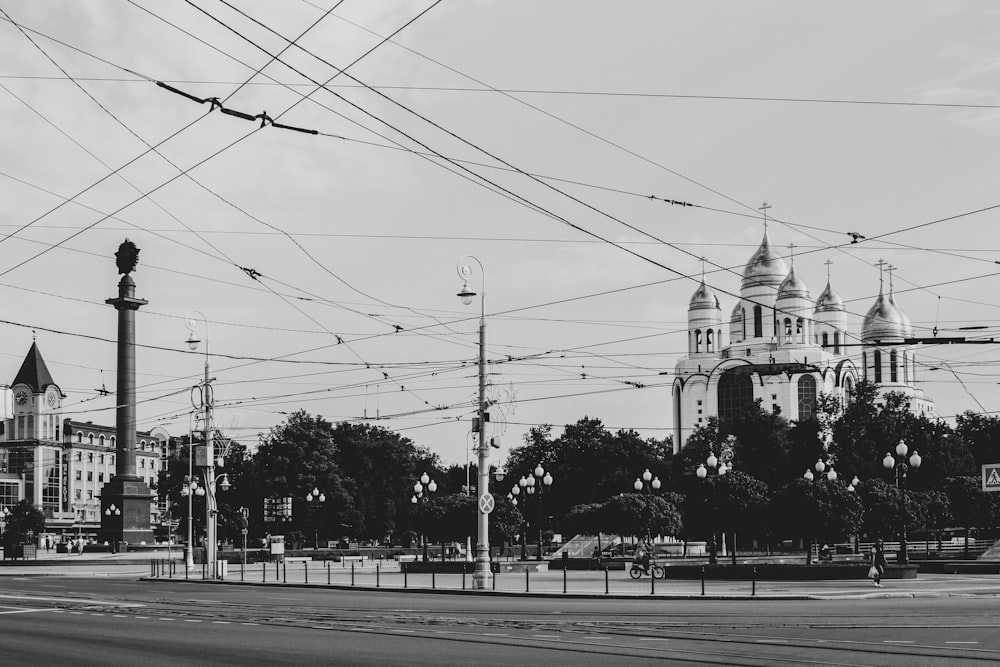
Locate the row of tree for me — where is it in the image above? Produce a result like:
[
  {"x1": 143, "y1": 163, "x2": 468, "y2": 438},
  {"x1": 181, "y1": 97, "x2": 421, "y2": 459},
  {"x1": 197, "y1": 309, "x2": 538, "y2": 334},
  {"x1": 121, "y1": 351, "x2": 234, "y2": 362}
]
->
[{"x1": 156, "y1": 380, "x2": 1000, "y2": 554}]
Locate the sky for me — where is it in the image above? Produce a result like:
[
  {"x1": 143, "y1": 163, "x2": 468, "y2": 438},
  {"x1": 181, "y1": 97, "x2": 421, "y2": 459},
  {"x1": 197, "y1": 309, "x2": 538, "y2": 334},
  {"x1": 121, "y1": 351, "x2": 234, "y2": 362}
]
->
[{"x1": 0, "y1": 1, "x2": 999, "y2": 469}]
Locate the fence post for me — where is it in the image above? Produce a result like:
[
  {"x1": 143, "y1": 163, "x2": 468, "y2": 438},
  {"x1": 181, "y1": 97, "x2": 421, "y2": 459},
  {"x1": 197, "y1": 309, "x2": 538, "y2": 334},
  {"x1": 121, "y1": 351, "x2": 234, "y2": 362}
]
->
[
  {"x1": 275, "y1": 559, "x2": 279, "y2": 581},
  {"x1": 492, "y1": 567, "x2": 496, "y2": 591},
  {"x1": 202, "y1": 561, "x2": 206, "y2": 580},
  {"x1": 650, "y1": 567, "x2": 655, "y2": 595},
  {"x1": 701, "y1": 565, "x2": 705, "y2": 596},
  {"x1": 432, "y1": 561, "x2": 436, "y2": 590},
  {"x1": 752, "y1": 566, "x2": 756, "y2": 597},
  {"x1": 605, "y1": 566, "x2": 609, "y2": 595},
  {"x1": 404, "y1": 565, "x2": 408, "y2": 589}
]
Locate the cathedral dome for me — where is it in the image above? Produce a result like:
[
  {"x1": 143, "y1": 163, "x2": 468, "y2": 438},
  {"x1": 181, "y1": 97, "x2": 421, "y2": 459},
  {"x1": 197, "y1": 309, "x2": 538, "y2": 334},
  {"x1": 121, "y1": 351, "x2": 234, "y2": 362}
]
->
[
  {"x1": 776, "y1": 266, "x2": 810, "y2": 301},
  {"x1": 862, "y1": 292, "x2": 905, "y2": 342},
  {"x1": 689, "y1": 281, "x2": 720, "y2": 310},
  {"x1": 742, "y1": 231, "x2": 789, "y2": 290},
  {"x1": 815, "y1": 280, "x2": 845, "y2": 313},
  {"x1": 730, "y1": 302, "x2": 742, "y2": 322},
  {"x1": 889, "y1": 294, "x2": 914, "y2": 337}
]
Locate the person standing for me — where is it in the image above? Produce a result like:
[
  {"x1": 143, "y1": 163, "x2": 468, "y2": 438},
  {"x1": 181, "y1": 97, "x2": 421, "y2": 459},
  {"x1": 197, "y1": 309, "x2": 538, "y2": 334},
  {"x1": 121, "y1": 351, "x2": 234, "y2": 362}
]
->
[{"x1": 870, "y1": 538, "x2": 887, "y2": 587}]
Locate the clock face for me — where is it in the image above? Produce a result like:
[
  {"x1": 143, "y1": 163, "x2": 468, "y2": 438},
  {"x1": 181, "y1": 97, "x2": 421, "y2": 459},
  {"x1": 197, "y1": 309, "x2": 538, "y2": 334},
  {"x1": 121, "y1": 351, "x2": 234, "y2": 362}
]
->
[
  {"x1": 46, "y1": 389, "x2": 58, "y2": 408},
  {"x1": 14, "y1": 389, "x2": 28, "y2": 405}
]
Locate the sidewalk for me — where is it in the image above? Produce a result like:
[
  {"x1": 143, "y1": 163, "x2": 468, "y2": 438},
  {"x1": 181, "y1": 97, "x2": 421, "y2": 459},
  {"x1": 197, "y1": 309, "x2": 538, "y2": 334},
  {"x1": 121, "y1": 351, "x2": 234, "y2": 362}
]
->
[
  {"x1": 5, "y1": 552, "x2": 1000, "y2": 599},
  {"x1": 6, "y1": 552, "x2": 1000, "y2": 599}
]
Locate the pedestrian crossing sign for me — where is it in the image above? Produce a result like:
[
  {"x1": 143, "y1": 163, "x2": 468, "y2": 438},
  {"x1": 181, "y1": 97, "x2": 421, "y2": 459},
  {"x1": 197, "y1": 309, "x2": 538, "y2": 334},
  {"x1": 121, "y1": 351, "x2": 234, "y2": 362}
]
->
[{"x1": 982, "y1": 464, "x2": 1000, "y2": 492}]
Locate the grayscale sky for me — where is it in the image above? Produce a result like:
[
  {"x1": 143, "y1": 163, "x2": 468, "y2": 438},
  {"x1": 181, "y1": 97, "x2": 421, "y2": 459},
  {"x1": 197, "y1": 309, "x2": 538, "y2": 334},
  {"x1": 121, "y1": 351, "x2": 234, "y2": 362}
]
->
[{"x1": 1, "y1": 1, "x2": 998, "y2": 466}]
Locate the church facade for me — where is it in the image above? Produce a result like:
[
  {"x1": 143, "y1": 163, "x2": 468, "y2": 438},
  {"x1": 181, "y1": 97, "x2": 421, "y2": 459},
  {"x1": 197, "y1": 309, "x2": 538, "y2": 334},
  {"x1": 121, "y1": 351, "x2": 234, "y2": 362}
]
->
[{"x1": 671, "y1": 230, "x2": 935, "y2": 452}]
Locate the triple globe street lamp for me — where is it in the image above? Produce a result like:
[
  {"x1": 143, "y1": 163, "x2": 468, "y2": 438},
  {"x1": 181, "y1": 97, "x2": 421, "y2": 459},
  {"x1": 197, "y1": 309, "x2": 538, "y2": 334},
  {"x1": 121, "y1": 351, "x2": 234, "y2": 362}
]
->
[
  {"x1": 516, "y1": 465, "x2": 553, "y2": 561},
  {"x1": 306, "y1": 487, "x2": 326, "y2": 549},
  {"x1": 696, "y1": 450, "x2": 731, "y2": 565},
  {"x1": 883, "y1": 439, "x2": 922, "y2": 565},
  {"x1": 410, "y1": 472, "x2": 437, "y2": 562}
]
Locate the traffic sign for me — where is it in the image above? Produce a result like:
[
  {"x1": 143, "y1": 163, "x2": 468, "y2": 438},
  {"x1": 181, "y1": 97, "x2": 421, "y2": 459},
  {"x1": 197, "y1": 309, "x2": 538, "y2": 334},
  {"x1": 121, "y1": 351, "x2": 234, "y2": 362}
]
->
[
  {"x1": 478, "y1": 493, "x2": 495, "y2": 515},
  {"x1": 982, "y1": 464, "x2": 1000, "y2": 492}
]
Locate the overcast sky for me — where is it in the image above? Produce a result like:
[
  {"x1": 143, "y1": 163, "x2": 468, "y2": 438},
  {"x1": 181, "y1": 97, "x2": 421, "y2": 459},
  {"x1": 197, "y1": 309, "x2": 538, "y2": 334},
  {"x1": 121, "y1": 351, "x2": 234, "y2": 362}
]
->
[{"x1": 1, "y1": 1, "x2": 998, "y2": 468}]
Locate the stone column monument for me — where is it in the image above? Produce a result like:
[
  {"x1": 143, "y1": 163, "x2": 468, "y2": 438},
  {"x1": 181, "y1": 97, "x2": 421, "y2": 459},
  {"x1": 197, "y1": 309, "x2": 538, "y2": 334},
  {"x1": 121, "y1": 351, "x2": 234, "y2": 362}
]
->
[{"x1": 97, "y1": 239, "x2": 154, "y2": 546}]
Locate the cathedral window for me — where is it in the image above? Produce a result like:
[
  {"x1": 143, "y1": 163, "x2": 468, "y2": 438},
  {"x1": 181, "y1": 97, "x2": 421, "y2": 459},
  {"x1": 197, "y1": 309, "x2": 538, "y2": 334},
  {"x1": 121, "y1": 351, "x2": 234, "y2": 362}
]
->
[
  {"x1": 718, "y1": 371, "x2": 753, "y2": 424},
  {"x1": 706, "y1": 329, "x2": 714, "y2": 351},
  {"x1": 796, "y1": 318, "x2": 804, "y2": 343},
  {"x1": 797, "y1": 375, "x2": 817, "y2": 420},
  {"x1": 783, "y1": 318, "x2": 792, "y2": 343},
  {"x1": 903, "y1": 352, "x2": 909, "y2": 383},
  {"x1": 695, "y1": 329, "x2": 703, "y2": 352},
  {"x1": 821, "y1": 332, "x2": 829, "y2": 348},
  {"x1": 77, "y1": 431, "x2": 82, "y2": 443},
  {"x1": 753, "y1": 305, "x2": 762, "y2": 338},
  {"x1": 862, "y1": 352, "x2": 867, "y2": 377},
  {"x1": 741, "y1": 308, "x2": 746, "y2": 339},
  {"x1": 833, "y1": 331, "x2": 841, "y2": 354},
  {"x1": 873, "y1": 350, "x2": 882, "y2": 383},
  {"x1": 99, "y1": 435, "x2": 105, "y2": 447},
  {"x1": 890, "y1": 350, "x2": 898, "y2": 382}
]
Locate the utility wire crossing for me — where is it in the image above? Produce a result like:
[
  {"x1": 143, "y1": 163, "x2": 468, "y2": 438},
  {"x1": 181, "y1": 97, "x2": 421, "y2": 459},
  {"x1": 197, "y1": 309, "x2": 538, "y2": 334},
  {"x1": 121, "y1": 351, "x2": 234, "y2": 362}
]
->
[{"x1": 156, "y1": 81, "x2": 318, "y2": 134}]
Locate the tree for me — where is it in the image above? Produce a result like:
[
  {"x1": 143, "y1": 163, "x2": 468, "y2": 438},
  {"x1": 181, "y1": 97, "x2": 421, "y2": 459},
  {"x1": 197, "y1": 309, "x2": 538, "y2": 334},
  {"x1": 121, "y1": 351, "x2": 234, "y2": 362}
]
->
[
  {"x1": 771, "y1": 479, "x2": 862, "y2": 563},
  {"x1": 1, "y1": 500, "x2": 45, "y2": 548},
  {"x1": 954, "y1": 412, "x2": 1000, "y2": 469},
  {"x1": 601, "y1": 493, "x2": 683, "y2": 541}
]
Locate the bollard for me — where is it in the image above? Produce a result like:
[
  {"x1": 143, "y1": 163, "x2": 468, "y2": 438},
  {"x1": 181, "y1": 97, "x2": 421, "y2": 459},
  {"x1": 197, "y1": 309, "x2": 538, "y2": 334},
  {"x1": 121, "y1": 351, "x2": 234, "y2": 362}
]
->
[
  {"x1": 327, "y1": 561, "x2": 331, "y2": 586},
  {"x1": 275, "y1": 559, "x2": 279, "y2": 581},
  {"x1": 404, "y1": 566, "x2": 408, "y2": 589},
  {"x1": 525, "y1": 567, "x2": 530, "y2": 593},
  {"x1": 752, "y1": 566, "x2": 756, "y2": 597},
  {"x1": 701, "y1": 565, "x2": 705, "y2": 596},
  {"x1": 376, "y1": 563, "x2": 380, "y2": 588},
  {"x1": 462, "y1": 564, "x2": 467, "y2": 590},
  {"x1": 432, "y1": 562, "x2": 436, "y2": 590},
  {"x1": 351, "y1": 562, "x2": 355, "y2": 586},
  {"x1": 563, "y1": 566, "x2": 567, "y2": 594},
  {"x1": 262, "y1": 560, "x2": 266, "y2": 582},
  {"x1": 305, "y1": 561, "x2": 308, "y2": 584},
  {"x1": 283, "y1": 560, "x2": 287, "y2": 584},
  {"x1": 202, "y1": 561, "x2": 207, "y2": 580},
  {"x1": 185, "y1": 559, "x2": 189, "y2": 580},
  {"x1": 605, "y1": 567, "x2": 609, "y2": 595},
  {"x1": 650, "y1": 567, "x2": 656, "y2": 595},
  {"x1": 241, "y1": 559, "x2": 244, "y2": 582},
  {"x1": 492, "y1": 568, "x2": 496, "y2": 591}
]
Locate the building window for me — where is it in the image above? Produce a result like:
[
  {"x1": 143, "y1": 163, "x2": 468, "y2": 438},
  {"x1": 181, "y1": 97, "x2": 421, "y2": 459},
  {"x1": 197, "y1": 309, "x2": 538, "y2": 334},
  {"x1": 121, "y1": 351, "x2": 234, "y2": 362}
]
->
[
  {"x1": 140, "y1": 459, "x2": 145, "y2": 468},
  {"x1": 753, "y1": 305, "x2": 763, "y2": 338},
  {"x1": 890, "y1": 350, "x2": 898, "y2": 382},
  {"x1": 718, "y1": 370, "x2": 753, "y2": 424},
  {"x1": 76, "y1": 452, "x2": 82, "y2": 461},
  {"x1": 821, "y1": 332, "x2": 829, "y2": 348},
  {"x1": 87, "y1": 490, "x2": 93, "y2": 500},
  {"x1": 99, "y1": 454, "x2": 104, "y2": 464},
  {"x1": 75, "y1": 470, "x2": 82, "y2": 480},
  {"x1": 706, "y1": 329, "x2": 714, "y2": 352},
  {"x1": 99, "y1": 435, "x2": 105, "y2": 447},
  {"x1": 741, "y1": 308, "x2": 746, "y2": 339},
  {"x1": 77, "y1": 431, "x2": 83, "y2": 443},
  {"x1": 798, "y1": 375, "x2": 817, "y2": 420},
  {"x1": 874, "y1": 350, "x2": 882, "y2": 383},
  {"x1": 98, "y1": 473, "x2": 104, "y2": 482},
  {"x1": 87, "y1": 471, "x2": 93, "y2": 481},
  {"x1": 110, "y1": 437, "x2": 116, "y2": 448},
  {"x1": 87, "y1": 453, "x2": 94, "y2": 462},
  {"x1": 833, "y1": 332, "x2": 841, "y2": 354},
  {"x1": 88, "y1": 434, "x2": 94, "y2": 445},
  {"x1": 75, "y1": 489, "x2": 82, "y2": 500}
]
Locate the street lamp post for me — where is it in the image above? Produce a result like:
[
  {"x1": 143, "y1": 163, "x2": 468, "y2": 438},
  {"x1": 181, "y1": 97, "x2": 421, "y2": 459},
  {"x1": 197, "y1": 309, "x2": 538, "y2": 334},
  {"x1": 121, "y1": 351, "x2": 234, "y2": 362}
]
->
[
  {"x1": 179, "y1": 473, "x2": 203, "y2": 570},
  {"x1": 696, "y1": 450, "x2": 730, "y2": 565},
  {"x1": 883, "y1": 439, "x2": 922, "y2": 565},
  {"x1": 634, "y1": 468, "x2": 662, "y2": 543},
  {"x1": 510, "y1": 483, "x2": 527, "y2": 560},
  {"x1": 410, "y1": 472, "x2": 437, "y2": 562},
  {"x1": 802, "y1": 458, "x2": 839, "y2": 564},
  {"x1": 306, "y1": 487, "x2": 326, "y2": 549},
  {"x1": 457, "y1": 256, "x2": 492, "y2": 589},
  {"x1": 533, "y1": 465, "x2": 553, "y2": 561},
  {"x1": 185, "y1": 312, "x2": 217, "y2": 577}
]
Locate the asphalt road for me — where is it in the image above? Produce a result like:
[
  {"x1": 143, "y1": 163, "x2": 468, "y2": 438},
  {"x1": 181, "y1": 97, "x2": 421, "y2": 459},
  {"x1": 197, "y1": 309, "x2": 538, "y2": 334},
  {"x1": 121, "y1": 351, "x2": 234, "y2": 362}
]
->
[{"x1": 1, "y1": 576, "x2": 999, "y2": 665}]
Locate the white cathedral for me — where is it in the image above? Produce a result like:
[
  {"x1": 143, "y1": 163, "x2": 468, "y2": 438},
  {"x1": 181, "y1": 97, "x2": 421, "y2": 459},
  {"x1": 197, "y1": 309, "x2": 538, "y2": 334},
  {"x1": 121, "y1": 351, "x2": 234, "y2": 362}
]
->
[{"x1": 671, "y1": 229, "x2": 935, "y2": 452}]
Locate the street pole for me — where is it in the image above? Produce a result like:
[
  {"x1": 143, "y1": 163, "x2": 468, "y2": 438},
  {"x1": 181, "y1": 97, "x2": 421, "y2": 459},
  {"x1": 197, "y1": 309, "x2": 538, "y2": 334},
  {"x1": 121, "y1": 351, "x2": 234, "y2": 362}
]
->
[
  {"x1": 187, "y1": 313, "x2": 215, "y2": 577},
  {"x1": 186, "y1": 433, "x2": 195, "y2": 571},
  {"x1": 458, "y1": 257, "x2": 492, "y2": 590}
]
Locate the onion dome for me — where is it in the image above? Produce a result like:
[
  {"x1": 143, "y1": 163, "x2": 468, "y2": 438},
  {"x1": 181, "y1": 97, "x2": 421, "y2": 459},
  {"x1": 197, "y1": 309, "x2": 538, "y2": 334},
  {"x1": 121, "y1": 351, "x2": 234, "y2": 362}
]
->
[
  {"x1": 742, "y1": 231, "x2": 789, "y2": 290},
  {"x1": 889, "y1": 294, "x2": 914, "y2": 337},
  {"x1": 815, "y1": 280, "x2": 845, "y2": 313},
  {"x1": 689, "y1": 281, "x2": 720, "y2": 310},
  {"x1": 776, "y1": 266, "x2": 810, "y2": 301},
  {"x1": 730, "y1": 302, "x2": 742, "y2": 323},
  {"x1": 862, "y1": 291, "x2": 905, "y2": 342}
]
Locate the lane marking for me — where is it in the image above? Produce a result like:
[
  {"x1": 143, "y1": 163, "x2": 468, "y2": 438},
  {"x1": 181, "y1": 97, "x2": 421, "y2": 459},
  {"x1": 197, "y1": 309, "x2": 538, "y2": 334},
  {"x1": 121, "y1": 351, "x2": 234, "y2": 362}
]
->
[
  {"x1": 756, "y1": 639, "x2": 789, "y2": 644},
  {"x1": 639, "y1": 638, "x2": 669, "y2": 642},
  {"x1": 212, "y1": 621, "x2": 230, "y2": 624},
  {"x1": 159, "y1": 618, "x2": 174, "y2": 622},
  {"x1": 240, "y1": 623, "x2": 259, "y2": 626},
  {"x1": 135, "y1": 616, "x2": 149, "y2": 620},
  {"x1": 884, "y1": 641, "x2": 913, "y2": 644},
  {"x1": 184, "y1": 619, "x2": 202, "y2": 623},
  {"x1": 0, "y1": 608, "x2": 47, "y2": 615},
  {"x1": 533, "y1": 635, "x2": 560, "y2": 639},
  {"x1": 483, "y1": 633, "x2": 509, "y2": 637},
  {"x1": 946, "y1": 641, "x2": 979, "y2": 644}
]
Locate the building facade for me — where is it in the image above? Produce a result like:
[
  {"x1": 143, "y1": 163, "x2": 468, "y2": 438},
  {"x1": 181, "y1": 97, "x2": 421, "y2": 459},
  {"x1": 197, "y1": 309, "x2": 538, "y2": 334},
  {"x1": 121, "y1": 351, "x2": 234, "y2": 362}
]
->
[
  {"x1": 671, "y1": 230, "x2": 934, "y2": 451},
  {"x1": 0, "y1": 342, "x2": 169, "y2": 541}
]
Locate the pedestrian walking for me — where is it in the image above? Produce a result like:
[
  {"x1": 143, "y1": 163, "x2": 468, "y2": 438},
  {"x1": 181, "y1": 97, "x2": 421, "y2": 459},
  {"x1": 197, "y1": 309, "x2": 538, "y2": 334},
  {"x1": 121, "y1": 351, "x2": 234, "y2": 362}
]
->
[{"x1": 869, "y1": 538, "x2": 887, "y2": 587}]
